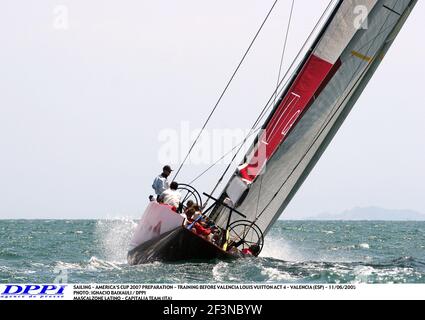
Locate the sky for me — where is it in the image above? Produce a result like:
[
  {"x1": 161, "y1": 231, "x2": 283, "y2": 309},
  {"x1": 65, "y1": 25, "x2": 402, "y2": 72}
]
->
[{"x1": 0, "y1": 0, "x2": 424, "y2": 219}]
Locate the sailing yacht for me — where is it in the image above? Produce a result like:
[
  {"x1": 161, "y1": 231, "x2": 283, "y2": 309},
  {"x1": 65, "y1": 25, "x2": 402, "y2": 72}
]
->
[{"x1": 128, "y1": 0, "x2": 417, "y2": 265}]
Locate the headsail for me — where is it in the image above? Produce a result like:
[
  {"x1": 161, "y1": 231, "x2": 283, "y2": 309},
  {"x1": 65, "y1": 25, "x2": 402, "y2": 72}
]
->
[{"x1": 210, "y1": 0, "x2": 418, "y2": 237}]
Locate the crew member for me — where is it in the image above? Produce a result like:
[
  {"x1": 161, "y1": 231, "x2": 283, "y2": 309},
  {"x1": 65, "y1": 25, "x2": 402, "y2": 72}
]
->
[
  {"x1": 159, "y1": 181, "x2": 181, "y2": 209},
  {"x1": 152, "y1": 165, "x2": 173, "y2": 199},
  {"x1": 241, "y1": 244, "x2": 260, "y2": 256}
]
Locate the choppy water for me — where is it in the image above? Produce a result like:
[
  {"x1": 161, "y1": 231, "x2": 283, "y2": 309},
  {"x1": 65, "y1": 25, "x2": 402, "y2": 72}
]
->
[{"x1": 0, "y1": 220, "x2": 424, "y2": 284}]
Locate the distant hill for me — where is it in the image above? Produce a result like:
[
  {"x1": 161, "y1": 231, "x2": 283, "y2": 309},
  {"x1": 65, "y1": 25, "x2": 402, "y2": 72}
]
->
[{"x1": 307, "y1": 206, "x2": 425, "y2": 221}]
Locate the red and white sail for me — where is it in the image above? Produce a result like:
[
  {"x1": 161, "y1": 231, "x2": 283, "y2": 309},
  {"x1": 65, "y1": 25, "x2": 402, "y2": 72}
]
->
[
  {"x1": 211, "y1": 0, "x2": 418, "y2": 235},
  {"x1": 240, "y1": 0, "x2": 378, "y2": 182}
]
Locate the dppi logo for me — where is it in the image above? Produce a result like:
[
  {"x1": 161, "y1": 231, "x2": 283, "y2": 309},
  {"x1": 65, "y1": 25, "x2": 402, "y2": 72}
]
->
[{"x1": 1, "y1": 285, "x2": 66, "y2": 299}]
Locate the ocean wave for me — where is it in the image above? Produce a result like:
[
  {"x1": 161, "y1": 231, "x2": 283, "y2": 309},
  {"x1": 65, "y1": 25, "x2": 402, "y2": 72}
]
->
[
  {"x1": 326, "y1": 243, "x2": 370, "y2": 252},
  {"x1": 0, "y1": 250, "x2": 23, "y2": 259},
  {"x1": 1, "y1": 220, "x2": 425, "y2": 284},
  {"x1": 260, "y1": 267, "x2": 294, "y2": 282},
  {"x1": 55, "y1": 261, "x2": 84, "y2": 271},
  {"x1": 212, "y1": 261, "x2": 229, "y2": 282},
  {"x1": 54, "y1": 257, "x2": 126, "y2": 272},
  {"x1": 87, "y1": 257, "x2": 123, "y2": 271},
  {"x1": 352, "y1": 265, "x2": 422, "y2": 284}
]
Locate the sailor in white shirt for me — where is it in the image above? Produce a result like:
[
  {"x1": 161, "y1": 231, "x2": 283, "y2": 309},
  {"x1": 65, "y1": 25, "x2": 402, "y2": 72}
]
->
[
  {"x1": 152, "y1": 165, "x2": 173, "y2": 198},
  {"x1": 159, "y1": 182, "x2": 182, "y2": 209}
]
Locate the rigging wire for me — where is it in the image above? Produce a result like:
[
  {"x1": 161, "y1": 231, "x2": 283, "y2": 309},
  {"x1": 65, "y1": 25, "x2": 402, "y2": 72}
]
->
[
  {"x1": 188, "y1": 128, "x2": 261, "y2": 185},
  {"x1": 256, "y1": 0, "x2": 294, "y2": 218},
  {"x1": 274, "y1": 0, "x2": 295, "y2": 106},
  {"x1": 173, "y1": 0, "x2": 279, "y2": 182}
]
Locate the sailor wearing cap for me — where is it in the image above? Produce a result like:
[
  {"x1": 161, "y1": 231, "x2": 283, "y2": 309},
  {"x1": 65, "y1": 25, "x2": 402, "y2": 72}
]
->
[{"x1": 152, "y1": 165, "x2": 173, "y2": 198}]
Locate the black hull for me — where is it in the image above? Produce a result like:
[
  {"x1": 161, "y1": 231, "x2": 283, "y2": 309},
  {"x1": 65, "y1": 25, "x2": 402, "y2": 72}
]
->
[{"x1": 127, "y1": 227, "x2": 238, "y2": 265}]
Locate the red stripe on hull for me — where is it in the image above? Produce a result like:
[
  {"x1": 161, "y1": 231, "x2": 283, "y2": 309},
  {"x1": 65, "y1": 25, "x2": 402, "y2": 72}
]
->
[{"x1": 239, "y1": 54, "x2": 339, "y2": 182}]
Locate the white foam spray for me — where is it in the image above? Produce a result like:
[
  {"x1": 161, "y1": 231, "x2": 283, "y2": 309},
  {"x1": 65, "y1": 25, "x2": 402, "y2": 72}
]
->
[
  {"x1": 260, "y1": 236, "x2": 307, "y2": 262},
  {"x1": 94, "y1": 217, "x2": 138, "y2": 263}
]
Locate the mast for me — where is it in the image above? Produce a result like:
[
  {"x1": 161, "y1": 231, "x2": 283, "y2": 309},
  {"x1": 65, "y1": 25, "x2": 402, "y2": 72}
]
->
[{"x1": 210, "y1": 0, "x2": 418, "y2": 237}]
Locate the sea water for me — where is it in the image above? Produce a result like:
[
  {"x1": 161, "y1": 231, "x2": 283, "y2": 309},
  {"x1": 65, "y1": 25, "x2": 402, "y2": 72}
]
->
[{"x1": 0, "y1": 220, "x2": 424, "y2": 284}]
